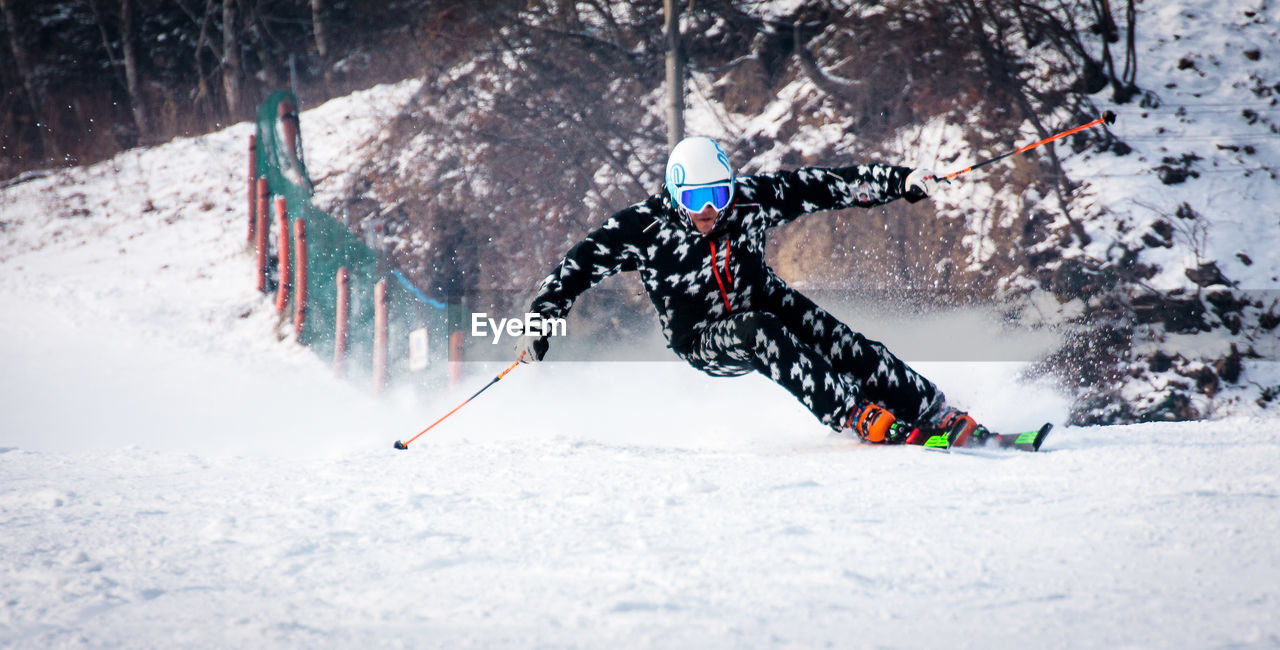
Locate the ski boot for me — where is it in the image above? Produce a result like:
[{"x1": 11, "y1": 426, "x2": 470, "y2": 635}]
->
[
  {"x1": 848, "y1": 402, "x2": 912, "y2": 444},
  {"x1": 931, "y1": 406, "x2": 994, "y2": 447}
]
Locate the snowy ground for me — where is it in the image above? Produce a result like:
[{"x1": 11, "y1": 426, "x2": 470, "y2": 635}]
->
[
  {"x1": 5, "y1": 419, "x2": 1280, "y2": 649},
  {"x1": 4, "y1": 83, "x2": 1280, "y2": 648}
]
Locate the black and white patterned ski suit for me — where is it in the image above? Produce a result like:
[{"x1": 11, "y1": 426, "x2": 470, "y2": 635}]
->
[{"x1": 528, "y1": 164, "x2": 943, "y2": 431}]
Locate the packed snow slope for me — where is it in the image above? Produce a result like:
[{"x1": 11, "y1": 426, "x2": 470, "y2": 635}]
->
[{"x1": 3, "y1": 85, "x2": 1280, "y2": 648}]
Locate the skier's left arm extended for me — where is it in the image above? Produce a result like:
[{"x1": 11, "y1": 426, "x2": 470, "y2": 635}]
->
[{"x1": 747, "y1": 164, "x2": 938, "y2": 228}]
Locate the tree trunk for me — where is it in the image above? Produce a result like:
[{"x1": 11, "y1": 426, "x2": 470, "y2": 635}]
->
[
  {"x1": 1120, "y1": 0, "x2": 1138, "y2": 93},
  {"x1": 120, "y1": 0, "x2": 150, "y2": 142},
  {"x1": 1, "y1": 0, "x2": 55, "y2": 159},
  {"x1": 311, "y1": 0, "x2": 333, "y2": 87},
  {"x1": 222, "y1": 0, "x2": 242, "y2": 118},
  {"x1": 663, "y1": 0, "x2": 683, "y2": 150},
  {"x1": 310, "y1": 0, "x2": 328, "y2": 58},
  {"x1": 190, "y1": 0, "x2": 217, "y2": 118}
]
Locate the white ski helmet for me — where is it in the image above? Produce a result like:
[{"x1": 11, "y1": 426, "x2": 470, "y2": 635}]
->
[{"x1": 665, "y1": 136, "x2": 735, "y2": 214}]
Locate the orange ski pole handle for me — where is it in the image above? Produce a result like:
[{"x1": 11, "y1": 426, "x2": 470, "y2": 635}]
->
[
  {"x1": 393, "y1": 352, "x2": 526, "y2": 450},
  {"x1": 938, "y1": 111, "x2": 1116, "y2": 182}
]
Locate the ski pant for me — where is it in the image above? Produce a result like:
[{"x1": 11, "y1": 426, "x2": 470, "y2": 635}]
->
[{"x1": 679, "y1": 291, "x2": 942, "y2": 431}]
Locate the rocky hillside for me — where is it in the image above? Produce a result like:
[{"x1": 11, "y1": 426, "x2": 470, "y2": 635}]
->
[{"x1": 1028, "y1": 0, "x2": 1280, "y2": 423}]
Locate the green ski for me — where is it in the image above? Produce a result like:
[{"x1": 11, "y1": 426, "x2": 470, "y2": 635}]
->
[{"x1": 952, "y1": 422, "x2": 1053, "y2": 452}]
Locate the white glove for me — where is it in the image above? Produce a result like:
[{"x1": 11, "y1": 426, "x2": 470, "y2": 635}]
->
[
  {"x1": 514, "y1": 333, "x2": 547, "y2": 363},
  {"x1": 905, "y1": 168, "x2": 942, "y2": 198}
]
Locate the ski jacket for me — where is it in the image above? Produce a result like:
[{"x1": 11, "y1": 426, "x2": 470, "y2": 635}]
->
[{"x1": 528, "y1": 163, "x2": 921, "y2": 356}]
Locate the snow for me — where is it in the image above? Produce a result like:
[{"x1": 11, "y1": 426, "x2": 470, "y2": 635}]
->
[
  {"x1": 5, "y1": 410, "x2": 1280, "y2": 647},
  {"x1": 4, "y1": 34, "x2": 1280, "y2": 650},
  {"x1": 1048, "y1": 0, "x2": 1280, "y2": 417},
  {"x1": 1071, "y1": 0, "x2": 1280, "y2": 291}
]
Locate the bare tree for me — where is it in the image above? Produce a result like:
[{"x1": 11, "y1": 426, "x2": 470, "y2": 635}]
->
[
  {"x1": 310, "y1": 0, "x2": 332, "y2": 87},
  {"x1": 1088, "y1": 0, "x2": 1139, "y2": 102},
  {"x1": 310, "y1": 0, "x2": 328, "y2": 58},
  {"x1": 222, "y1": 0, "x2": 242, "y2": 117},
  {"x1": 120, "y1": 0, "x2": 150, "y2": 140},
  {"x1": 170, "y1": 0, "x2": 226, "y2": 119},
  {"x1": 1, "y1": 0, "x2": 55, "y2": 158},
  {"x1": 191, "y1": 0, "x2": 217, "y2": 116},
  {"x1": 951, "y1": 0, "x2": 1092, "y2": 246},
  {"x1": 87, "y1": 0, "x2": 152, "y2": 142},
  {"x1": 1119, "y1": 0, "x2": 1137, "y2": 99}
]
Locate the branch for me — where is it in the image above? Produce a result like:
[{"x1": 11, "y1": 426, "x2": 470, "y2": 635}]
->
[
  {"x1": 791, "y1": 19, "x2": 860, "y2": 101},
  {"x1": 85, "y1": 0, "x2": 127, "y2": 88}
]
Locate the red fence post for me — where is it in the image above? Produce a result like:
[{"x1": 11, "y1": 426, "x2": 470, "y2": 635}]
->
[
  {"x1": 247, "y1": 134, "x2": 257, "y2": 244},
  {"x1": 254, "y1": 178, "x2": 269, "y2": 292},
  {"x1": 448, "y1": 330, "x2": 464, "y2": 389},
  {"x1": 334, "y1": 267, "x2": 349, "y2": 376},
  {"x1": 292, "y1": 218, "x2": 308, "y2": 338},
  {"x1": 373, "y1": 279, "x2": 388, "y2": 394},
  {"x1": 275, "y1": 197, "x2": 291, "y2": 314}
]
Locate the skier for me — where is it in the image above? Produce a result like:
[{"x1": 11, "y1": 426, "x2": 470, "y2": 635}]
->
[{"x1": 514, "y1": 136, "x2": 987, "y2": 445}]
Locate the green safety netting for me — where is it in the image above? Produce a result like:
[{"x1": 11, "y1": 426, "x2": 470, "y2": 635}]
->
[{"x1": 254, "y1": 90, "x2": 453, "y2": 385}]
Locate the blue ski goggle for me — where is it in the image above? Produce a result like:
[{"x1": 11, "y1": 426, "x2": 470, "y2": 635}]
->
[{"x1": 676, "y1": 183, "x2": 732, "y2": 213}]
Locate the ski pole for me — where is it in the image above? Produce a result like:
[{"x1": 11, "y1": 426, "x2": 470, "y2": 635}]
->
[
  {"x1": 937, "y1": 110, "x2": 1116, "y2": 182},
  {"x1": 393, "y1": 352, "x2": 525, "y2": 450}
]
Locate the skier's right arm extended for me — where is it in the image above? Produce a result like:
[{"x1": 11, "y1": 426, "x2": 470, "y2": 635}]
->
[{"x1": 515, "y1": 213, "x2": 639, "y2": 362}]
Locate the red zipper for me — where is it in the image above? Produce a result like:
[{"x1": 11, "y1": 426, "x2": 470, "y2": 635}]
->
[{"x1": 708, "y1": 238, "x2": 734, "y2": 313}]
